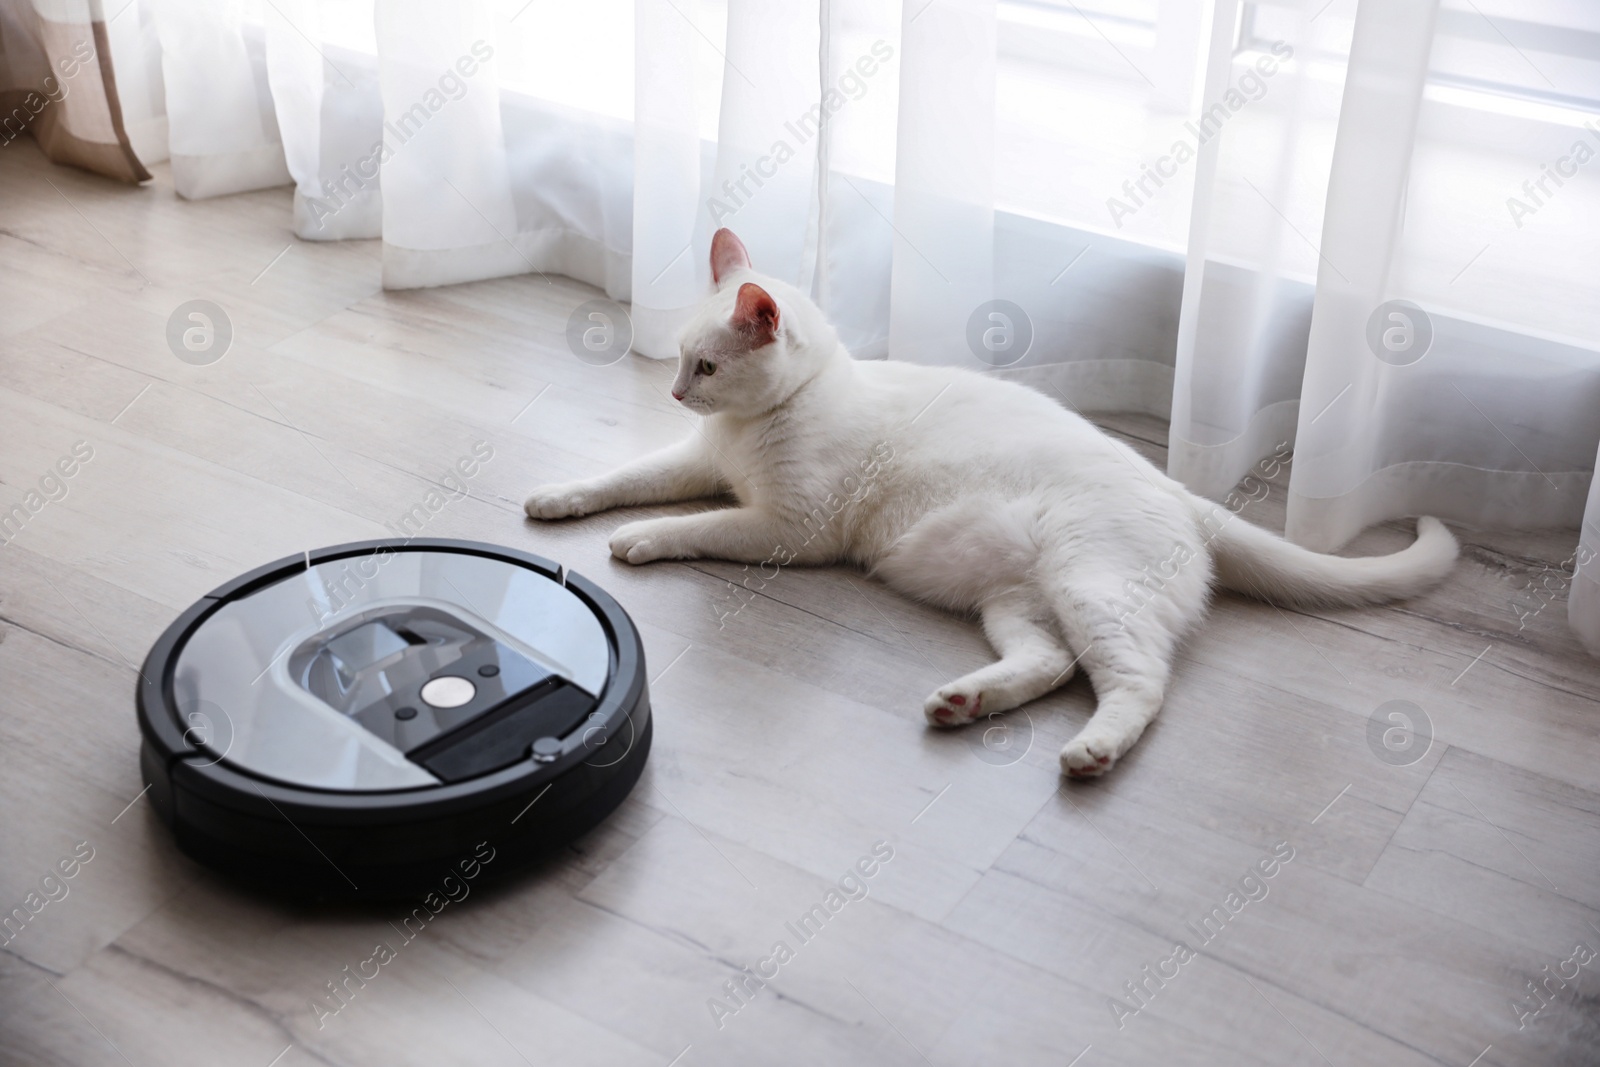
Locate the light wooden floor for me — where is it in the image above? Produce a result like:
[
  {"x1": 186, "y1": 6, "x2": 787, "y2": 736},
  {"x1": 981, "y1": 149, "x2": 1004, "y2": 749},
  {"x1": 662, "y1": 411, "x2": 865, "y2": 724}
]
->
[{"x1": 3, "y1": 138, "x2": 1599, "y2": 1067}]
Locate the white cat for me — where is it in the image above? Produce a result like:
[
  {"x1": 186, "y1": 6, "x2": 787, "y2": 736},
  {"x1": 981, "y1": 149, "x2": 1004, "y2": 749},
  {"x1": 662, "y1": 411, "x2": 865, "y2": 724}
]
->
[{"x1": 525, "y1": 229, "x2": 1458, "y2": 776}]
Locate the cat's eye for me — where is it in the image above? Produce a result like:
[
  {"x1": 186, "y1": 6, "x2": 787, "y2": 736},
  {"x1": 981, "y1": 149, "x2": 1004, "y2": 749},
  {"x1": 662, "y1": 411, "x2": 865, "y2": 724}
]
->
[{"x1": 697, "y1": 359, "x2": 717, "y2": 376}]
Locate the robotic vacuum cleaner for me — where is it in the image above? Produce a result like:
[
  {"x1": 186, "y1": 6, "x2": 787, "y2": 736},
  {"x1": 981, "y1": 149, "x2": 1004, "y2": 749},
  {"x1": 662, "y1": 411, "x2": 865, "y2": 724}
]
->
[{"x1": 135, "y1": 539, "x2": 651, "y2": 899}]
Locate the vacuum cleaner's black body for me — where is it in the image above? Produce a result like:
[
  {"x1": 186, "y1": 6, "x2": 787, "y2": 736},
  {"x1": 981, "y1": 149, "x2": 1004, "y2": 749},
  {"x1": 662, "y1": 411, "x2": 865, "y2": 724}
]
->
[{"x1": 136, "y1": 539, "x2": 651, "y2": 900}]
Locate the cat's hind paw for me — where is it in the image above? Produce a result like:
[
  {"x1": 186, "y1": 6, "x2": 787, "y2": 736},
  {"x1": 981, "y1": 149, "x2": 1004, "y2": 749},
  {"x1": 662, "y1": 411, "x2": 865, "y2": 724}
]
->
[
  {"x1": 1060, "y1": 730, "x2": 1123, "y2": 778},
  {"x1": 924, "y1": 684, "x2": 983, "y2": 727}
]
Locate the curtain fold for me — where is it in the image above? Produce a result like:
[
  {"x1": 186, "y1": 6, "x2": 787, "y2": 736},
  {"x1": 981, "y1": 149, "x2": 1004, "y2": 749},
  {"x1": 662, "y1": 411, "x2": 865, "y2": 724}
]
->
[
  {"x1": 150, "y1": 0, "x2": 289, "y2": 198},
  {"x1": 1285, "y1": 0, "x2": 1443, "y2": 549},
  {"x1": 0, "y1": 0, "x2": 150, "y2": 181},
  {"x1": 812, "y1": 0, "x2": 899, "y2": 357},
  {"x1": 887, "y1": 0, "x2": 994, "y2": 367},
  {"x1": 374, "y1": 0, "x2": 519, "y2": 288},
  {"x1": 709, "y1": 0, "x2": 822, "y2": 292},
  {"x1": 1169, "y1": 0, "x2": 1317, "y2": 500},
  {"x1": 630, "y1": 0, "x2": 710, "y2": 357},
  {"x1": 267, "y1": 0, "x2": 383, "y2": 240}
]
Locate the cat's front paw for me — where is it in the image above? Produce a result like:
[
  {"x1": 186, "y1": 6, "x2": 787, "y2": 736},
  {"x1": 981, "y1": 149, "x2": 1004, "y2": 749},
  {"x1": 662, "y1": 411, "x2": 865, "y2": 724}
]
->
[
  {"x1": 609, "y1": 520, "x2": 677, "y2": 565},
  {"x1": 525, "y1": 483, "x2": 600, "y2": 520}
]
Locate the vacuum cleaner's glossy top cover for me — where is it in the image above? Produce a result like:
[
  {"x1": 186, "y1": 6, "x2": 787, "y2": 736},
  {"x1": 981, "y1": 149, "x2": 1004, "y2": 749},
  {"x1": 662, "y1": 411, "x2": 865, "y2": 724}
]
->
[{"x1": 173, "y1": 549, "x2": 610, "y2": 789}]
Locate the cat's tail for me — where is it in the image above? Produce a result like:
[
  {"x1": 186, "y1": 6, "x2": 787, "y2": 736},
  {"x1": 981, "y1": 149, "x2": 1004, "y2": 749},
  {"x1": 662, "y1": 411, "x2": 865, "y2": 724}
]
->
[{"x1": 1198, "y1": 506, "x2": 1458, "y2": 609}]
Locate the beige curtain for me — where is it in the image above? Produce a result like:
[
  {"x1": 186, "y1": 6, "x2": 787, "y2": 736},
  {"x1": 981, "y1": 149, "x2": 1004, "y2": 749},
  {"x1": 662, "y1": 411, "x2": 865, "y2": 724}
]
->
[{"x1": 0, "y1": 0, "x2": 148, "y2": 182}]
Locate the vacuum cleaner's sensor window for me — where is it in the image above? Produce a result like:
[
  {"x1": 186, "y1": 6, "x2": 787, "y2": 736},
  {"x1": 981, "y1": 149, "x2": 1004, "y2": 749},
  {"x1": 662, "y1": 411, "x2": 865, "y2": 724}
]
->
[{"x1": 136, "y1": 539, "x2": 651, "y2": 899}]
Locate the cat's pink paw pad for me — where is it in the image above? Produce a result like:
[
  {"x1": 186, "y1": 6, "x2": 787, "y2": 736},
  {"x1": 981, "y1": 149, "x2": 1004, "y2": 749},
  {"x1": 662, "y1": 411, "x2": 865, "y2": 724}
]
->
[
  {"x1": 924, "y1": 687, "x2": 981, "y2": 727},
  {"x1": 1060, "y1": 736, "x2": 1119, "y2": 777}
]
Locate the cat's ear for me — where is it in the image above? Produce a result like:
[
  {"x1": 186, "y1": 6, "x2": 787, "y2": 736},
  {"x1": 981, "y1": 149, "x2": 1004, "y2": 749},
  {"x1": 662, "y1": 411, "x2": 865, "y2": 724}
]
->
[
  {"x1": 711, "y1": 228, "x2": 752, "y2": 287},
  {"x1": 730, "y1": 282, "x2": 779, "y2": 345}
]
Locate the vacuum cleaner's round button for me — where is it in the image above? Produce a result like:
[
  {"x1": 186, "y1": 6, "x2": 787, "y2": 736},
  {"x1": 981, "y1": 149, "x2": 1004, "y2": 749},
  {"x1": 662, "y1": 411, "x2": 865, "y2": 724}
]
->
[
  {"x1": 530, "y1": 736, "x2": 562, "y2": 763},
  {"x1": 478, "y1": 664, "x2": 500, "y2": 677},
  {"x1": 395, "y1": 706, "x2": 417, "y2": 720},
  {"x1": 421, "y1": 676, "x2": 475, "y2": 708}
]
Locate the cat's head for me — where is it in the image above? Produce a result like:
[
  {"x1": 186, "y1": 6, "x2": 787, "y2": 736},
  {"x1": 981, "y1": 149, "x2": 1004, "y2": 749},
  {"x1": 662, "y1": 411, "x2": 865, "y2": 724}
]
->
[{"x1": 672, "y1": 229, "x2": 835, "y2": 416}]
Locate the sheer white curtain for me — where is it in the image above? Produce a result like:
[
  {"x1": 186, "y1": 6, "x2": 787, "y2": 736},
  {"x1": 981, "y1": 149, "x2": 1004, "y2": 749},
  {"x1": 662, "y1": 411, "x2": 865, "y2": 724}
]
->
[
  {"x1": 104, "y1": 0, "x2": 1600, "y2": 653},
  {"x1": 147, "y1": 0, "x2": 289, "y2": 197},
  {"x1": 632, "y1": 0, "x2": 826, "y2": 357},
  {"x1": 119, "y1": 0, "x2": 635, "y2": 285},
  {"x1": 1170, "y1": 0, "x2": 1600, "y2": 649}
]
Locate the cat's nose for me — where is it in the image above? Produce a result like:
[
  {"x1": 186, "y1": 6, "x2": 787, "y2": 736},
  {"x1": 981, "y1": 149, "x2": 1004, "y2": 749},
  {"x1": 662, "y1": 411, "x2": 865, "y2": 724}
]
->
[{"x1": 671, "y1": 389, "x2": 685, "y2": 401}]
